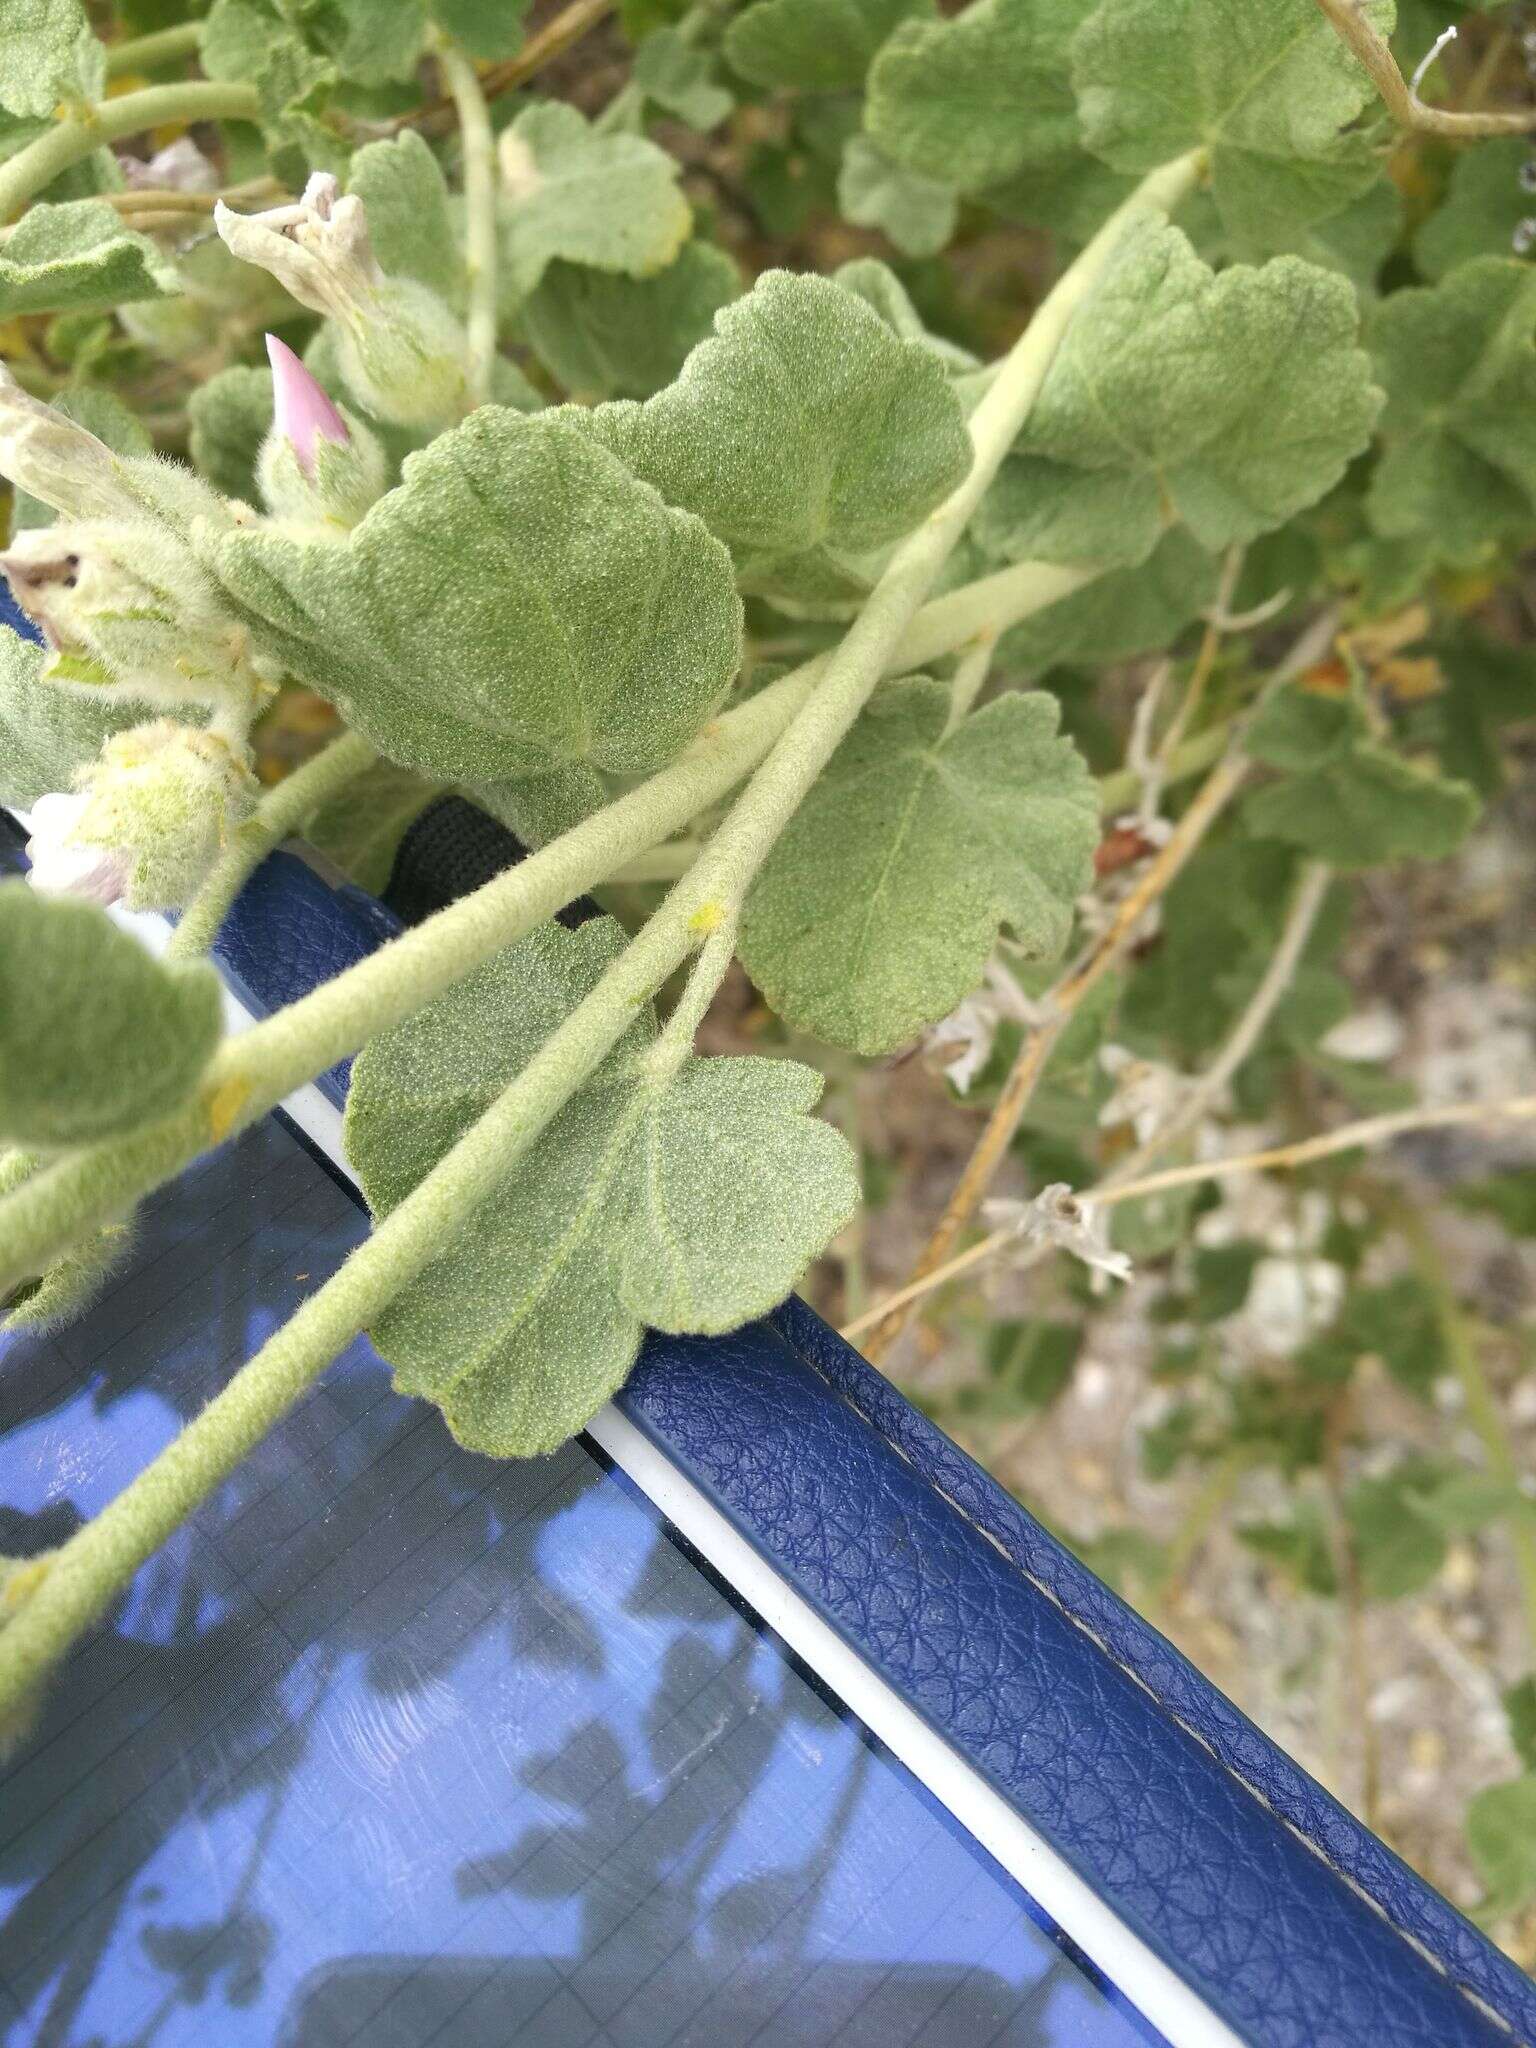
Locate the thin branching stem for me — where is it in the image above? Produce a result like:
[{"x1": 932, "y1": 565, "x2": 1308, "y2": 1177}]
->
[
  {"x1": 433, "y1": 36, "x2": 500, "y2": 406},
  {"x1": 1313, "y1": 0, "x2": 1536, "y2": 135},
  {"x1": 0, "y1": 82, "x2": 261, "y2": 221}
]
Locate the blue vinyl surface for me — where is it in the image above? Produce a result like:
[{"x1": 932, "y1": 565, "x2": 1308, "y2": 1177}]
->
[{"x1": 0, "y1": 1115, "x2": 1159, "y2": 2048}]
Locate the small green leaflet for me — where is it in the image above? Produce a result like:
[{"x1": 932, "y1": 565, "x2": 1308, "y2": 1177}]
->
[
  {"x1": 579, "y1": 270, "x2": 971, "y2": 601},
  {"x1": 983, "y1": 221, "x2": 1381, "y2": 568},
  {"x1": 0, "y1": 0, "x2": 103, "y2": 119},
  {"x1": 347, "y1": 130, "x2": 465, "y2": 310},
  {"x1": 0, "y1": 200, "x2": 176, "y2": 322},
  {"x1": 1073, "y1": 0, "x2": 1395, "y2": 255},
  {"x1": 838, "y1": 136, "x2": 958, "y2": 259},
  {"x1": 0, "y1": 884, "x2": 222, "y2": 1150},
  {"x1": 1416, "y1": 140, "x2": 1531, "y2": 283},
  {"x1": 428, "y1": 0, "x2": 531, "y2": 60},
  {"x1": 739, "y1": 678, "x2": 1098, "y2": 1055},
  {"x1": 865, "y1": 0, "x2": 1093, "y2": 198},
  {"x1": 633, "y1": 27, "x2": 734, "y2": 130},
  {"x1": 1345, "y1": 1465, "x2": 1448, "y2": 1601},
  {"x1": 498, "y1": 103, "x2": 693, "y2": 302},
  {"x1": 187, "y1": 364, "x2": 274, "y2": 505},
  {"x1": 345, "y1": 918, "x2": 858, "y2": 1458},
  {"x1": 0, "y1": 630, "x2": 142, "y2": 810},
  {"x1": 993, "y1": 531, "x2": 1219, "y2": 674},
  {"x1": 521, "y1": 244, "x2": 741, "y2": 401},
  {"x1": 1244, "y1": 678, "x2": 1479, "y2": 869},
  {"x1": 1368, "y1": 258, "x2": 1536, "y2": 566},
  {"x1": 725, "y1": 0, "x2": 928, "y2": 93},
  {"x1": 1466, "y1": 1777, "x2": 1536, "y2": 1919},
  {"x1": 206, "y1": 409, "x2": 741, "y2": 782}
]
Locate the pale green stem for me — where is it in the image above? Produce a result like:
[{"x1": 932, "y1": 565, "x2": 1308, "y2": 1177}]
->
[
  {"x1": 433, "y1": 37, "x2": 499, "y2": 407},
  {"x1": 0, "y1": 82, "x2": 260, "y2": 221},
  {"x1": 0, "y1": 152, "x2": 1203, "y2": 1719},
  {"x1": 0, "y1": 558, "x2": 1094, "y2": 1300},
  {"x1": 167, "y1": 731, "x2": 379, "y2": 962},
  {"x1": 104, "y1": 23, "x2": 205, "y2": 77},
  {"x1": 1393, "y1": 1203, "x2": 1536, "y2": 1662},
  {"x1": 0, "y1": 976, "x2": 637, "y2": 1725}
]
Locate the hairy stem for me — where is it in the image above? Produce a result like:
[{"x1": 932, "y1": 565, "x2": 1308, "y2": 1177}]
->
[
  {"x1": 167, "y1": 730, "x2": 379, "y2": 962},
  {"x1": 0, "y1": 559, "x2": 1094, "y2": 1299},
  {"x1": 1312, "y1": 0, "x2": 1536, "y2": 135},
  {"x1": 434, "y1": 37, "x2": 500, "y2": 406},
  {"x1": 0, "y1": 974, "x2": 632, "y2": 1729},
  {"x1": 1388, "y1": 1204, "x2": 1536, "y2": 1662},
  {"x1": 0, "y1": 155, "x2": 1204, "y2": 1707},
  {"x1": 0, "y1": 83, "x2": 261, "y2": 221},
  {"x1": 104, "y1": 22, "x2": 205, "y2": 77},
  {"x1": 396, "y1": 0, "x2": 617, "y2": 133}
]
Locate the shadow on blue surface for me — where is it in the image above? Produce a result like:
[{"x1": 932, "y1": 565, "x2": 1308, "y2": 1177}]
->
[{"x1": 0, "y1": 1117, "x2": 1157, "y2": 2048}]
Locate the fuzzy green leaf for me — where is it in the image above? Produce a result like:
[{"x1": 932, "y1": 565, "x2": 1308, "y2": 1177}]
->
[
  {"x1": 739, "y1": 679, "x2": 1098, "y2": 1054},
  {"x1": 838, "y1": 135, "x2": 958, "y2": 258},
  {"x1": 725, "y1": 0, "x2": 928, "y2": 92},
  {"x1": 308, "y1": 0, "x2": 429, "y2": 85},
  {"x1": 305, "y1": 759, "x2": 443, "y2": 894},
  {"x1": 0, "y1": 883, "x2": 222, "y2": 1149},
  {"x1": 498, "y1": 102, "x2": 692, "y2": 301},
  {"x1": 0, "y1": 629, "x2": 141, "y2": 809},
  {"x1": 865, "y1": 0, "x2": 1093, "y2": 198},
  {"x1": 187, "y1": 363, "x2": 273, "y2": 505},
  {"x1": 521, "y1": 243, "x2": 741, "y2": 401},
  {"x1": 1368, "y1": 259, "x2": 1536, "y2": 565},
  {"x1": 1346, "y1": 1467, "x2": 1447, "y2": 1600},
  {"x1": 0, "y1": 0, "x2": 103, "y2": 119},
  {"x1": 206, "y1": 408, "x2": 742, "y2": 782},
  {"x1": 832, "y1": 258, "x2": 980, "y2": 372},
  {"x1": 982, "y1": 222, "x2": 1381, "y2": 568},
  {"x1": 0, "y1": 199, "x2": 176, "y2": 321},
  {"x1": 1417, "y1": 139, "x2": 1530, "y2": 283},
  {"x1": 345, "y1": 918, "x2": 858, "y2": 1457},
  {"x1": 633, "y1": 27, "x2": 733, "y2": 129},
  {"x1": 1073, "y1": 0, "x2": 1394, "y2": 255},
  {"x1": 1467, "y1": 1777, "x2": 1536, "y2": 1918},
  {"x1": 580, "y1": 269, "x2": 971, "y2": 599},
  {"x1": 1245, "y1": 679, "x2": 1480, "y2": 869},
  {"x1": 995, "y1": 531, "x2": 1220, "y2": 676},
  {"x1": 429, "y1": 0, "x2": 532, "y2": 61},
  {"x1": 347, "y1": 129, "x2": 464, "y2": 308}
]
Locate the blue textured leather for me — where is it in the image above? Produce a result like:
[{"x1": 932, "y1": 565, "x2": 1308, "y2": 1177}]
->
[{"x1": 25, "y1": 819, "x2": 1535, "y2": 2047}]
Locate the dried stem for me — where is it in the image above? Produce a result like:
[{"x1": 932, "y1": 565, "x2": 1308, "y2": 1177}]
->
[
  {"x1": 1313, "y1": 0, "x2": 1536, "y2": 135},
  {"x1": 391, "y1": 0, "x2": 617, "y2": 133}
]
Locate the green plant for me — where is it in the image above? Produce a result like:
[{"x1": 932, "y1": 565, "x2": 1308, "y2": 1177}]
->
[{"x1": 0, "y1": 0, "x2": 1534, "y2": 1933}]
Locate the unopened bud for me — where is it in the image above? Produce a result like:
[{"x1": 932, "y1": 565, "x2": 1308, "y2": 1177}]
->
[
  {"x1": 216, "y1": 175, "x2": 471, "y2": 428},
  {"x1": 257, "y1": 334, "x2": 387, "y2": 528},
  {"x1": 59, "y1": 721, "x2": 258, "y2": 912},
  {"x1": 1, "y1": 521, "x2": 272, "y2": 716}
]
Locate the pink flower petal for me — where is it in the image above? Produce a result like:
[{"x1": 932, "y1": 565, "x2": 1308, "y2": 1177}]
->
[{"x1": 265, "y1": 333, "x2": 349, "y2": 479}]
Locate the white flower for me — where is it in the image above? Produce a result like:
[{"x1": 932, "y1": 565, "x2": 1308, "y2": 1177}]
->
[
  {"x1": 1098, "y1": 1043, "x2": 1190, "y2": 1142},
  {"x1": 216, "y1": 175, "x2": 470, "y2": 429},
  {"x1": 24, "y1": 793, "x2": 130, "y2": 906},
  {"x1": 926, "y1": 993, "x2": 997, "y2": 1095},
  {"x1": 985, "y1": 1183, "x2": 1134, "y2": 1284},
  {"x1": 118, "y1": 138, "x2": 218, "y2": 194}
]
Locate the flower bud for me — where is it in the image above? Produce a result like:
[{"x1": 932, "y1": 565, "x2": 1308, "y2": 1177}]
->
[
  {"x1": 42, "y1": 721, "x2": 259, "y2": 913},
  {"x1": 256, "y1": 334, "x2": 387, "y2": 529},
  {"x1": 216, "y1": 175, "x2": 471, "y2": 429},
  {"x1": 1, "y1": 521, "x2": 273, "y2": 716}
]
